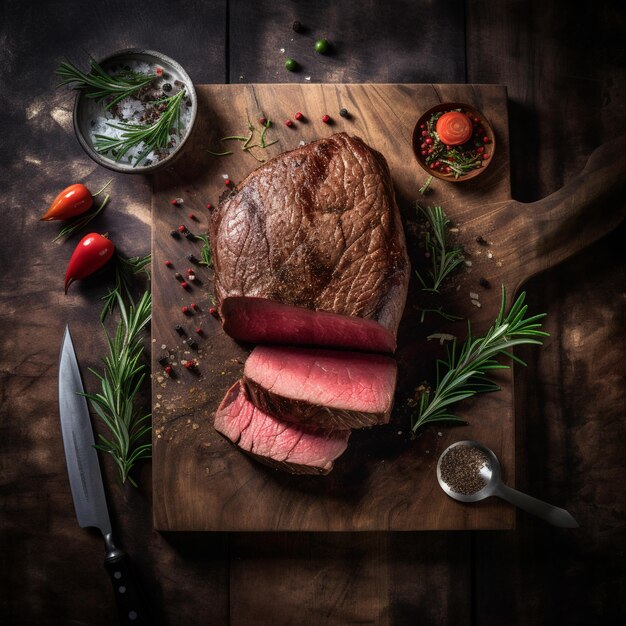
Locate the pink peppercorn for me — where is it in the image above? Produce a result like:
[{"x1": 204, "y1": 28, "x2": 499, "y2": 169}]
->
[
  {"x1": 206, "y1": 202, "x2": 213, "y2": 209},
  {"x1": 294, "y1": 112, "x2": 304, "y2": 121},
  {"x1": 181, "y1": 281, "x2": 189, "y2": 289},
  {"x1": 165, "y1": 260, "x2": 172, "y2": 267},
  {"x1": 182, "y1": 306, "x2": 190, "y2": 315},
  {"x1": 188, "y1": 213, "x2": 196, "y2": 220},
  {"x1": 164, "y1": 365, "x2": 172, "y2": 376},
  {"x1": 224, "y1": 178, "x2": 231, "y2": 186},
  {"x1": 178, "y1": 225, "x2": 186, "y2": 233},
  {"x1": 285, "y1": 119, "x2": 293, "y2": 127},
  {"x1": 322, "y1": 114, "x2": 331, "y2": 124}
]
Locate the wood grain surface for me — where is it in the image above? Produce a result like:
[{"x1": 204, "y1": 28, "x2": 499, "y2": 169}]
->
[
  {"x1": 151, "y1": 82, "x2": 518, "y2": 531},
  {"x1": 1, "y1": 0, "x2": 625, "y2": 624}
]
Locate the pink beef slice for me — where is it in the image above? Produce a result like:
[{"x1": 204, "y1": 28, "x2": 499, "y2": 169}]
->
[
  {"x1": 208, "y1": 133, "x2": 410, "y2": 353},
  {"x1": 214, "y1": 382, "x2": 351, "y2": 475},
  {"x1": 242, "y1": 346, "x2": 397, "y2": 430}
]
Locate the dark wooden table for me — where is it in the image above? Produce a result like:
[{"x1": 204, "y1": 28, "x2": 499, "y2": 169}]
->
[{"x1": 1, "y1": 1, "x2": 624, "y2": 624}]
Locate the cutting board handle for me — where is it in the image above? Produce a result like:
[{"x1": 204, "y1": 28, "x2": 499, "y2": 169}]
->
[{"x1": 507, "y1": 134, "x2": 626, "y2": 291}]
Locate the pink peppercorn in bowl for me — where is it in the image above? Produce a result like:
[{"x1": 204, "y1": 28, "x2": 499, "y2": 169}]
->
[{"x1": 412, "y1": 102, "x2": 496, "y2": 183}]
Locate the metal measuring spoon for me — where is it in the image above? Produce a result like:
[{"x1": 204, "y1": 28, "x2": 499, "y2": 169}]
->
[{"x1": 436, "y1": 440, "x2": 579, "y2": 528}]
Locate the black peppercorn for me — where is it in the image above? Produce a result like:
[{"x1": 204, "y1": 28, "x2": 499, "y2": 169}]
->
[
  {"x1": 186, "y1": 254, "x2": 199, "y2": 263},
  {"x1": 339, "y1": 108, "x2": 349, "y2": 118},
  {"x1": 185, "y1": 232, "x2": 196, "y2": 241},
  {"x1": 158, "y1": 355, "x2": 169, "y2": 366},
  {"x1": 186, "y1": 338, "x2": 198, "y2": 350},
  {"x1": 170, "y1": 229, "x2": 180, "y2": 238},
  {"x1": 475, "y1": 235, "x2": 488, "y2": 246},
  {"x1": 292, "y1": 20, "x2": 302, "y2": 32},
  {"x1": 175, "y1": 325, "x2": 186, "y2": 336},
  {"x1": 479, "y1": 277, "x2": 490, "y2": 288},
  {"x1": 162, "y1": 82, "x2": 172, "y2": 93}
]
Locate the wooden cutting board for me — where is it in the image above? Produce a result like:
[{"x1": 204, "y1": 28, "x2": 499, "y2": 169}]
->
[{"x1": 151, "y1": 83, "x2": 625, "y2": 531}]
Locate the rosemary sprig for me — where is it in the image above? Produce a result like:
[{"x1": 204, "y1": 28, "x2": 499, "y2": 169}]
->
[
  {"x1": 418, "y1": 175, "x2": 433, "y2": 195},
  {"x1": 414, "y1": 203, "x2": 464, "y2": 293},
  {"x1": 101, "y1": 254, "x2": 151, "y2": 322},
  {"x1": 94, "y1": 89, "x2": 185, "y2": 166},
  {"x1": 196, "y1": 234, "x2": 213, "y2": 268},
  {"x1": 56, "y1": 59, "x2": 156, "y2": 109},
  {"x1": 411, "y1": 287, "x2": 548, "y2": 432},
  {"x1": 84, "y1": 290, "x2": 152, "y2": 486},
  {"x1": 208, "y1": 116, "x2": 276, "y2": 162},
  {"x1": 416, "y1": 306, "x2": 463, "y2": 324}
]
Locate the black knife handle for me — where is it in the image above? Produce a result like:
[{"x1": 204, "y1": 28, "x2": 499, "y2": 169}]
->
[{"x1": 104, "y1": 551, "x2": 154, "y2": 625}]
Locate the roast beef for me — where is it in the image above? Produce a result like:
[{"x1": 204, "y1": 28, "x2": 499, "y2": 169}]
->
[
  {"x1": 214, "y1": 381, "x2": 351, "y2": 475},
  {"x1": 242, "y1": 345, "x2": 397, "y2": 430},
  {"x1": 208, "y1": 132, "x2": 410, "y2": 353}
]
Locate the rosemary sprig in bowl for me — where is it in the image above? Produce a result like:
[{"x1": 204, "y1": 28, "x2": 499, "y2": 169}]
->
[
  {"x1": 56, "y1": 59, "x2": 156, "y2": 109},
  {"x1": 411, "y1": 287, "x2": 548, "y2": 433},
  {"x1": 94, "y1": 89, "x2": 186, "y2": 166}
]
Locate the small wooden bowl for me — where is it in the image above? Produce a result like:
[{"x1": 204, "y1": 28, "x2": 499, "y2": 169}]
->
[{"x1": 412, "y1": 102, "x2": 496, "y2": 182}]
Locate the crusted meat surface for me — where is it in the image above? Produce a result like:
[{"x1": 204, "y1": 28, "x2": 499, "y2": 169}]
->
[{"x1": 208, "y1": 132, "x2": 410, "y2": 352}]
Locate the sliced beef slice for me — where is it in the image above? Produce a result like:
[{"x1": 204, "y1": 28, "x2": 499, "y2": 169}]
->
[
  {"x1": 242, "y1": 346, "x2": 397, "y2": 430},
  {"x1": 214, "y1": 382, "x2": 350, "y2": 475},
  {"x1": 208, "y1": 132, "x2": 410, "y2": 353}
]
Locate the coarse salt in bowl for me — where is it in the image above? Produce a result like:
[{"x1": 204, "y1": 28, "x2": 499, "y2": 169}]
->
[{"x1": 72, "y1": 49, "x2": 197, "y2": 174}]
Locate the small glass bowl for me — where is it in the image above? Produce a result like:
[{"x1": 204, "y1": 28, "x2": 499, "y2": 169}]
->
[
  {"x1": 412, "y1": 102, "x2": 496, "y2": 183},
  {"x1": 72, "y1": 49, "x2": 197, "y2": 174}
]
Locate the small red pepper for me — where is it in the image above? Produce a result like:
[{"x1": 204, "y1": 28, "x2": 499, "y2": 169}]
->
[
  {"x1": 64, "y1": 233, "x2": 115, "y2": 294},
  {"x1": 41, "y1": 184, "x2": 93, "y2": 221}
]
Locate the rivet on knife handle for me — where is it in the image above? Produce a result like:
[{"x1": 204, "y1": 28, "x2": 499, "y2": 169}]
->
[{"x1": 103, "y1": 536, "x2": 154, "y2": 625}]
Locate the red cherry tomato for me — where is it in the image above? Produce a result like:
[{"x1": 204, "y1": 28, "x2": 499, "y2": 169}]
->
[
  {"x1": 435, "y1": 111, "x2": 473, "y2": 146},
  {"x1": 64, "y1": 233, "x2": 115, "y2": 294},
  {"x1": 41, "y1": 184, "x2": 93, "y2": 221}
]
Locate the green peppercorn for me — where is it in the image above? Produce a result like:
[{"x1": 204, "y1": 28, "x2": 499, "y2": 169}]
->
[
  {"x1": 314, "y1": 39, "x2": 329, "y2": 54},
  {"x1": 285, "y1": 58, "x2": 298, "y2": 71}
]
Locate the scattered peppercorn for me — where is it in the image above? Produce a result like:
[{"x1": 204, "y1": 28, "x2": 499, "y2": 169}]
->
[
  {"x1": 191, "y1": 303, "x2": 199, "y2": 310},
  {"x1": 164, "y1": 365, "x2": 173, "y2": 376},
  {"x1": 186, "y1": 338, "x2": 198, "y2": 350},
  {"x1": 181, "y1": 281, "x2": 189, "y2": 289},
  {"x1": 285, "y1": 119, "x2": 294, "y2": 127},
  {"x1": 258, "y1": 117, "x2": 267, "y2": 126},
  {"x1": 475, "y1": 235, "x2": 488, "y2": 246},
  {"x1": 183, "y1": 359, "x2": 198, "y2": 370},
  {"x1": 182, "y1": 305, "x2": 191, "y2": 315},
  {"x1": 195, "y1": 328, "x2": 203, "y2": 336},
  {"x1": 339, "y1": 108, "x2": 349, "y2": 118},
  {"x1": 209, "y1": 306, "x2": 218, "y2": 317},
  {"x1": 479, "y1": 277, "x2": 490, "y2": 288},
  {"x1": 175, "y1": 325, "x2": 185, "y2": 336},
  {"x1": 188, "y1": 213, "x2": 196, "y2": 220},
  {"x1": 188, "y1": 273, "x2": 196, "y2": 282},
  {"x1": 171, "y1": 198, "x2": 183, "y2": 206},
  {"x1": 314, "y1": 39, "x2": 329, "y2": 54},
  {"x1": 165, "y1": 260, "x2": 173, "y2": 267},
  {"x1": 224, "y1": 178, "x2": 231, "y2": 186},
  {"x1": 322, "y1": 114, "x2": 331, "y2": 124},
  {"x1": 170, "y1": 229, "x2": 180, "y2": 238},
  {"x1": 206, "y1": 202, "x2": 213, "y2": 209},
  {"x1": 292, "y1": 20, "x2": 302, "y2": 33},
  {"x1": 178, "y1": 224, "x2": 187, "y2": 233},
  {"x1": 156, "y1": 67, "x2": 163, "y2": 76},
  {"x1": 174, "y1": 272, "x2": 183, "y2": 281},
  {"x1": 158, "y1": 355, "x2": 169, "y2": 366},
  {"x1": 285, "y1": 58, "x2": 297, "y2": 71},
  {"x1": 187, "y1": 254, "x2": 199, "y2": 264},
  {"x1": 294, "y1": 112, "x2": 304, "y2": 121},
  {"x1": 185, "y1": 232, "x2": 196, "y2": 241},
  {"x1": 162, "y1": 82, "x2": 172, "y2": 93}
]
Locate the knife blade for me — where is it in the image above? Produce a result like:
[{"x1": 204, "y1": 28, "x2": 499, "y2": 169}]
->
[{"x1": 59, "y1": 325, "x2": 153, "y2": 625}]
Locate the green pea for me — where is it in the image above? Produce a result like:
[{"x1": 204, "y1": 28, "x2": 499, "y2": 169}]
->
[
  {"x1": 314, "y1": 39, "x2": 329, "y2": 54},
  {"x1": 285, "y1": 58, "x2": 298, "y2": 71}
]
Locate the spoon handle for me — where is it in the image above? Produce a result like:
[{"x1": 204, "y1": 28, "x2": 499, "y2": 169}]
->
[{"x1": 494, "y1": 483, "x2": 579, "y2": 528}]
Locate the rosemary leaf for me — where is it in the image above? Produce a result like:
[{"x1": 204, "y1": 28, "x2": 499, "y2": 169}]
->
[
  {"x1": 101, "y1": 253, "x2": 151, "y2": 322},
  {"x1": 411, "y1": 287, "x2": 548, "y2": 432},
  {"x1": 414, "y1": 203, "x2": 464, "y2": 293},
  {"x1": 196, "y1": 234, "x2": 213, "y2": 268}
]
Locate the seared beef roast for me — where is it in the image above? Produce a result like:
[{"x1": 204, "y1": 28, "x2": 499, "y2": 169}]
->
[
  {"x1": 208, "y1": 133, "x2": 410, "y2": 353},
  {"x1": 215, "y1": 382, "x2": 350, "y2": 475},
  {"x1": 242, "y1": 346, "x2": 397, "y2": 430}
]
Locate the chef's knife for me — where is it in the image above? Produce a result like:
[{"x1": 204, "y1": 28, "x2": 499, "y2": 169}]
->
[{"x1": 59, "y1": 325, "x2": 153, "y2": 625}]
